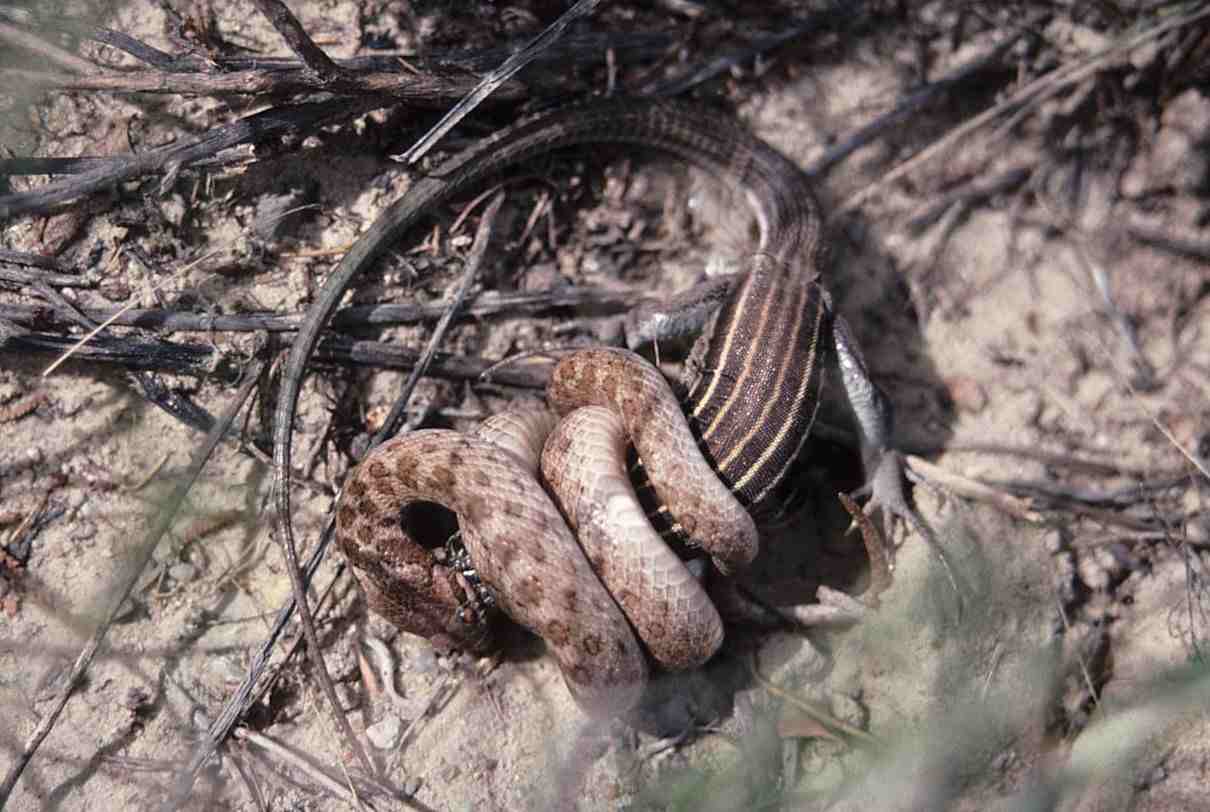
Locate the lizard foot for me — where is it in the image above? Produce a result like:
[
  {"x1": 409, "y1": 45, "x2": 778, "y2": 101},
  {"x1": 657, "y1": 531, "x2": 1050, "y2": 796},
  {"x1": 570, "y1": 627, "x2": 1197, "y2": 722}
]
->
[{"x1": 851, "y1": 450, "x2": 964, "y2": 614}]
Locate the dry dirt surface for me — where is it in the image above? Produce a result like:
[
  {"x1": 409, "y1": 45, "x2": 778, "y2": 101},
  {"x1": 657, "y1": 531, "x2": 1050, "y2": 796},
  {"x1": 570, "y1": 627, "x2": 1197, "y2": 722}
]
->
[{"x1": 2, "y1": 2, "x2": 1209, "y2": 810}]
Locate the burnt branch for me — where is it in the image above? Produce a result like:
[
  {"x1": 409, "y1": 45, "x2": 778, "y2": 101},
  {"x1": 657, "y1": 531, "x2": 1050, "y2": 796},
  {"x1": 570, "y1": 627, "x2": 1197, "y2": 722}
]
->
[
  {"x1": 0, "y1": 285, "x2": 642, "y2": 333},
  {"x1": 0, "y1": 327, "x2": 551, "y2": 389},
  {"x1": 0, "y1": 96, "x2": 381, "y2": 220}
]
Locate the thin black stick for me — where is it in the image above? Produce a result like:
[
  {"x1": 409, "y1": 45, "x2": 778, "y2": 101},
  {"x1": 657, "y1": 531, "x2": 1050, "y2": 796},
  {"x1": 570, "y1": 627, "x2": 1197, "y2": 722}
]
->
[
  {"x1": 400, "y1": 0, "x2": 606, "y2": 165},
  {"x1": 2, "y1": 65, "x2": 507, "y2": 101},
  {"x1": 0, "y1": 328, "x2": 553, "y2": 388},
  {"x1": 2, "y1": 329, "x2": 214, "y2": 374},
  {"x1": 0, "y1": 267, "x2": 92, "y2": 288},
  {"x1": 252, "y1": 0, "x2": 345, "y2": 82},
  {"x1": 317, "y1": 338, "x2": 552, "y2": 388},
  {"x1": 373, "y1": 191, "x2": 505, "y2": 443},
  {"x1": 0, "y1": 284, "x2": 643, "y2": 333},
  {"x1": 0, "y1": 249, "x2": 70, "y2": 271}
]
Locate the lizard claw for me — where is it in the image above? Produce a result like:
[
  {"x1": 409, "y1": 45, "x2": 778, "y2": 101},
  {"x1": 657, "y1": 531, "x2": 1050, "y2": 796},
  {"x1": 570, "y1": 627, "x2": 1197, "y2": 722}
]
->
[{"x1": 860, "y1": 450, "x2": 923, "y2": 543}]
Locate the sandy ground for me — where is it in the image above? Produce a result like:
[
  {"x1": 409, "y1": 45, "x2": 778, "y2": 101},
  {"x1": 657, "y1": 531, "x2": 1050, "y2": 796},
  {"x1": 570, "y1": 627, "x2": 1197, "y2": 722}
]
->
[{"x1": 2, "y1": 2, "x2": 1209, "y2": 810}]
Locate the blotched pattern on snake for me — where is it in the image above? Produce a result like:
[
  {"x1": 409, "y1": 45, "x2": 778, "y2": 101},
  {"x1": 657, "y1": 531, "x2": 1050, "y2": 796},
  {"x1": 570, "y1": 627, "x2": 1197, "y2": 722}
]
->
[{"x1": 337, "y1": 348, "x2": 761, "y2": 717}]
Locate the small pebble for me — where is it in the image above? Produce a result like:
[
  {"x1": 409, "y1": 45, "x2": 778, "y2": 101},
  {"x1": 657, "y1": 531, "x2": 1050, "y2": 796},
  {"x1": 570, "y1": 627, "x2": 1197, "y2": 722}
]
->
[
  {"x1": 366, "y1": 714, "x2": 403, "y2": 750},
  {"x1": 830, "y1": 693, "x2": 867, "y2": 730},
  {"x1": 944, "y1": 375, "x2": 988, "y2": 413}
]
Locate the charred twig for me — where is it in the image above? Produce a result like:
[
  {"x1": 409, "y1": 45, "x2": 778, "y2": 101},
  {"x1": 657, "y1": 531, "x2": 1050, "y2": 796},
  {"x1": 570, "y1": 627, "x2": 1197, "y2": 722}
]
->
[
  {"x1": 2, "y1": 329, "x2": 215, "y2": 374},
  {"x1": 78, "y1": 23, "x2": 669, "y2": 74},
  {"x1": 130, "y1": 373, "x2": 219, "y2": 435},
  {"x1": 33, "y1": 281, "x2": 127, "y2": 369},
  {"x1": 0, "y1": 266, "x2": 92, "y2": 288},
  {"x1": 1, "y1": 11, "x2": 532, "y2": 102},
  {"x1": 2, "y1": 485, "x2": 61, "y2": 565},
  {"x1": 4, "y1": 64, "x2": 514, "y2": 102},
  {"x1": 0, "y1": 326, "x2": 552, "y2": 389},
  {"x1": 1127, "y1": 217, "x2": 1210, "y2": 262},
  {"x1": 0, "y1": 284, "x2": 643, "y2": 333},
  {"x1": 0, "y1": 249, "x2": 70, "y2": 272},
  {"x1": 28, "y1": 271, "x2": 228, "y2": 436},
  {"x1": 399, "y1": 0, "x2": 605, "y2": 165},
  {"x1": 0, "y1": 96, "x2": 382, "y2": 220},
  {"x1": 320, "y1": 342, "x2": 549, "y2": 388},
  {"x1": 0, "y1": 155, "x2": 125, "y2": 176},
  {"x1": 0, "y1": 16, "x2": 680, "y2": 224},
  {"x1": 79, "y1": 24, "x2": 193, "y2": 70},
  {"x1": 10, "y1": 29, "x2": 671, "y2": 98},
  {"x1": 252, "y1": 0, "x2": 345, "y2": 82}
]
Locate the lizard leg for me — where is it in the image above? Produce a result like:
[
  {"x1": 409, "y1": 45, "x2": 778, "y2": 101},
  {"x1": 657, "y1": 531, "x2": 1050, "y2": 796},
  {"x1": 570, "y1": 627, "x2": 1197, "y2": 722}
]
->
[
  {"x1": 827, "y1": 298, "x2": 937, "y2": 561},
  {"x1": 622, "y1": 273, "x2": 738, "y2": 350}
]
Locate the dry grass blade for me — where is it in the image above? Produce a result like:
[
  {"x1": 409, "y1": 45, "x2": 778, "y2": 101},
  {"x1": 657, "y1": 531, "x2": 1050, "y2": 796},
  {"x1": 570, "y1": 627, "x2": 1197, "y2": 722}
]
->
[
  {"x1": 164, "y1": 523, "x2": 340, "y2": 805},
  {"x1": 0, "y1": 358, "x2": 264, "y2": 807},
  {"x1": 748, "y1": 655, "x2": 879, "y2": 748},
  {"x1": 39, "y1": 255, "x2": 210, "y2": 376}
]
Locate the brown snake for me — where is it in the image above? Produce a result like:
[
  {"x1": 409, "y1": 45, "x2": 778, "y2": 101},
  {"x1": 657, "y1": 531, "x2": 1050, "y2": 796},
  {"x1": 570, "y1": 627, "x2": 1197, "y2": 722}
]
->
[
  {"x1": 280, "y1": 100, "x2": 909, "y2": 716},
  {"x1": 337, "y1": 349, "x2": 746, "y2": 716}
]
